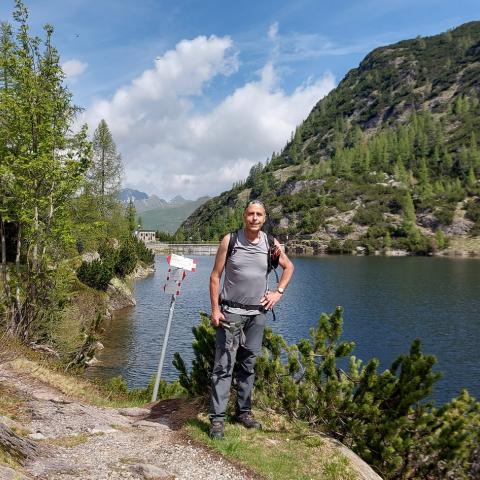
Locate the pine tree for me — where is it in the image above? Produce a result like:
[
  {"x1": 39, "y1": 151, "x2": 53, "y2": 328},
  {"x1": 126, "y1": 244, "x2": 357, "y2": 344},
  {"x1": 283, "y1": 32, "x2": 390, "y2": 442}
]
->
[{"x1": 88, "y1": 119, "x2": 123, "y2": 211}]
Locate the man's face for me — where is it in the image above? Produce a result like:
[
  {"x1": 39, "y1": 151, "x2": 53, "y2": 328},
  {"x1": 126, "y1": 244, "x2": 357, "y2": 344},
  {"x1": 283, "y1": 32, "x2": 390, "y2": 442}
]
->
[{"x1": 243, "y1": 204, "x2": 266, "y2": 232}]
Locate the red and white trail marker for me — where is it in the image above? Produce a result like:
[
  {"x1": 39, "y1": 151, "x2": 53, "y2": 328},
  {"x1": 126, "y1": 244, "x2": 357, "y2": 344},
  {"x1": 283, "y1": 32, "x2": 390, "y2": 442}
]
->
[{"x1": 153, "y1": 254, "x2": 196, "y2": 402}]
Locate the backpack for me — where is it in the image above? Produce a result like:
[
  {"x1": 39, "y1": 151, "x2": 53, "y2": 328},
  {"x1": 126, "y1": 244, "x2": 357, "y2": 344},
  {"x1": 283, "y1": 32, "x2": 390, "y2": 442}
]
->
[{"x1": 226, "y1": 229, "x2": 280, "y2": 278}]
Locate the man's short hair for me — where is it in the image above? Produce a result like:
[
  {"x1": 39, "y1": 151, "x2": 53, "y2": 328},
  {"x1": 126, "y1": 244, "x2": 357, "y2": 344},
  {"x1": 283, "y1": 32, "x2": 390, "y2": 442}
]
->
[{"x1": 244, "y1": 199, "x2": 266, "y2": 212}]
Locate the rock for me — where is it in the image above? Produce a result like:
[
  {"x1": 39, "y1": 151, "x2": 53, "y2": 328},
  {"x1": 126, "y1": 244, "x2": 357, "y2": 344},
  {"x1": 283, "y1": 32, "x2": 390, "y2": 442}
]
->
[
  {"x1": 133, "y1": 419, "x2": 170, "y2": 430},
  {"x1": 444, "y1": 217, "x2": 474, "y2": 236},
  {"x1": 81, "y1": 251, "x2": 100, "y2": 263},
  {"x1": 0, "y1": 465, "x2": 29, "y2": 480},
  {"x1": 324, "y1": 437, "x2": 383, "y2": 480},
  {"x1": 107, "y1": 277, "x2": 136, "y2": 311},
  {"x1": 279, "y1": 179, "x2": 326, "y2": 196},
  {"x1": 28, "y1": 432, "x2": 47, "y2": 440},
  {"x1": 417, "y1": 212, "x2": 440, "y2": 230},
  {"x1": 129, "y1": 264, "x2": 155, "y2": 279},
  {"x1": 95, "y1": 341, "x2": 104, "y2": 350},
  {"x1": 85, "y1": 356, "x2": 100, "y2": 366},
  {"x1": 130, "y1": 463, "x2": 174, "y2": 480},
  {"x1": 0, "y1": 422, "x2": 39, "y2": 460},
  {"x1": 118, "y1": 407, "x2": 151, "y2": 417},
  {"x1": 87, "y1": 426, "x2": 117, "y2": 434},
  {"x1": 29, "y1": 343, "x2": 60, "y2": 358},
  {"x1": 385, "y1": 249, "x2": 409, "y2": 256}
]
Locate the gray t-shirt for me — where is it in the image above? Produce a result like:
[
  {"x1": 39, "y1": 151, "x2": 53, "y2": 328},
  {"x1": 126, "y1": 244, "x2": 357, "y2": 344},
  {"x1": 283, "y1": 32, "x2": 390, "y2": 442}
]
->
[{"x1": 221, "y1": 229, "x2": 269, "y2": 315}]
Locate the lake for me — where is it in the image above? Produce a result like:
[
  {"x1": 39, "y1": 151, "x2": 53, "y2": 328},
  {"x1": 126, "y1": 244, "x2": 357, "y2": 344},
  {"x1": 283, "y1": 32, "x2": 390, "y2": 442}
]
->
[{"x1": 86, "y1": 255, "x2": 480, "y2": 404}]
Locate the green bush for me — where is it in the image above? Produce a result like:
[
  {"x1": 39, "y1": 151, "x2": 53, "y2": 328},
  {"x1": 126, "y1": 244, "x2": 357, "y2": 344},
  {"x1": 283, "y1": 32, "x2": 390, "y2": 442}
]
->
[
  {"x1": 465, "y1": 198, "x2": 480, "y2": 223},
  {"x1": 76, "y1": 260, "x2": 113, "y2": 291},
  {"x1": 115, "y1": 240, "x2": 137, "y2": 278},
  {"x1": 353, "y1": 206, "x2": 384, "y2": 226},
  {"x1": 176, "y1": 310, "x2": 480, "y2": 480},
  {"x1": 133, "y1": 236, "x2": 155, "y2": 265},
  {"x1": 337, "y1": 224, "x2": 354, "y2": 236},
  {"x1": 435, "y1": 204, "x2": 456, "y2": 225},
  {"x1": 104, "y1": 375, "x2": 185, "y2": 402}
]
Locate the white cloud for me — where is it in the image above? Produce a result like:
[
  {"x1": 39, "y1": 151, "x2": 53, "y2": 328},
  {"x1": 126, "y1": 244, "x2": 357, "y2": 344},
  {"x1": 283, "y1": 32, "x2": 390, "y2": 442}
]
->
[
  {"x1": 268, "y1": 22, "x2": 279, "y2": 40},
  {"x1": 81, "y1": 35, "x2": 335, "y2": 200},
  {"x1": 62, "y1": 59, "x2": 88, "y2": 79}
]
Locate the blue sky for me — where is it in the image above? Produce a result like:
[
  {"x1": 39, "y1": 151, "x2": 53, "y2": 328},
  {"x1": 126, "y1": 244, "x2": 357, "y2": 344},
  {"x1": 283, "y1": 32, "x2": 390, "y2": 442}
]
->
[{"x1": 1, "y1": 0, "x2": 479, "y2": 199}]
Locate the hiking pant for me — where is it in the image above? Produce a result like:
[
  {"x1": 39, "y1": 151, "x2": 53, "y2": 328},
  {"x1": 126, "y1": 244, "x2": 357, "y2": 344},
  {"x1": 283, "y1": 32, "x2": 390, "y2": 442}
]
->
[{"x1": 209, "y1": 311, "x2": 266, "y2": 422}]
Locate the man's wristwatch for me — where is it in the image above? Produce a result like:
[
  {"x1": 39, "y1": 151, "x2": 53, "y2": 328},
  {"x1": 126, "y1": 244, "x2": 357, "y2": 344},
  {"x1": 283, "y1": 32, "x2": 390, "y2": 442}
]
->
[{"x1": 277, "y1": 287, "x2": 285, "y2": 294}]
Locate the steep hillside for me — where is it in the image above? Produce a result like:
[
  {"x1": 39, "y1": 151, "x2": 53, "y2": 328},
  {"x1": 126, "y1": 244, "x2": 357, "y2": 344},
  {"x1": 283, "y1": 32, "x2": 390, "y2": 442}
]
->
[{"x1": 180, "y1": 22, "x2": 480, "y2": 255}]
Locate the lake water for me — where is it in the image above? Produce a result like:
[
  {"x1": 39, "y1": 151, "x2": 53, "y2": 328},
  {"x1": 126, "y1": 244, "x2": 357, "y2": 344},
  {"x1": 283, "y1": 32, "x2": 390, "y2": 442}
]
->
[{"x1": 86, "y1": 255, "x2": 480, "y2": 404}]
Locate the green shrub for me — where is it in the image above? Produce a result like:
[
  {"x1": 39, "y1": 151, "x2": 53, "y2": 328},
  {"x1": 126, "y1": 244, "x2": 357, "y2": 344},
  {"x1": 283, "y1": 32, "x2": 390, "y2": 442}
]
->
[
  {"x1": 337, "y1": 224, "x2": 354, "y2": 236},
  {"x1": 104, "y1": 375, "x2": 185, "y2": 402},
  {"x1": 133, "y1": 236, "x2": 155, "y2": 265},
  {"x1": 76, "y1": 260, "x2": 113, "y2": 291},
  {"x1": 465, "y1": 198, "x2": 480, "y2": 223},
  {"x1": 435, "y1": 204, "x2": 456, "y2": 225},
  {"x1": 98, "y1": 241, "x2": 119, "y2": 270},
  {"x1": 353, "y1": 206, "x2": 384, "y2": 225},
  {"x1": 115, "y1": 240, "x2": 137, "y2": 278},
  {"x1": 176, "y1": 310, "x2": 480, "y2": 480}
]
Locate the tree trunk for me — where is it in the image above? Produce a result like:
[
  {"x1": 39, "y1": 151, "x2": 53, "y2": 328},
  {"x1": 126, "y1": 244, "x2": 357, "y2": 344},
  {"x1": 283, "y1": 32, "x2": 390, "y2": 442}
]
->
[
  {"x1": 0, "y1": 218, "x2": 10, "y2": 301},
  {"x1": 0, "y1": 421, "x2": 39, "y2": 462},
  {"x1": 11, "y1": 223, "x2": 23, "y2": 335}
]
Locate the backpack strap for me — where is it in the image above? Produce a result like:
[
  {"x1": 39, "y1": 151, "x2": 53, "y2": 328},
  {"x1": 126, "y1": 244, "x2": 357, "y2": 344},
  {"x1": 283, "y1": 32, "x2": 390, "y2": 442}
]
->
[{"x1": 226, "y1": 230, "x2": 239, "y2": 260}]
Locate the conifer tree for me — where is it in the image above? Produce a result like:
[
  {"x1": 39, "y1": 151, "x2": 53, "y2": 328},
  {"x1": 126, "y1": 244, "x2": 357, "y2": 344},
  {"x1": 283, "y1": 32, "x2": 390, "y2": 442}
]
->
[{"x1": 88, "y1": 119, "x2": 123, "y2": 211}]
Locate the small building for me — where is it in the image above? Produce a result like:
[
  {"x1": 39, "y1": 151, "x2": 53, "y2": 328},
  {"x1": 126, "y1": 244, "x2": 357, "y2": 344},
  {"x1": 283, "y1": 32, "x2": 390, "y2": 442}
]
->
[{"x1": 135, "y1": 230, "x2": 156, "y2": 243}]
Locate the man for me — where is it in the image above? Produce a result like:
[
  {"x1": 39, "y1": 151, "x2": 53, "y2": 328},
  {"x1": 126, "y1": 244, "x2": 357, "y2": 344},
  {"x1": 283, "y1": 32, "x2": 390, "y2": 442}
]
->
[{"x1": 208, "y1": 199, "x2": 294, "y2": 439}]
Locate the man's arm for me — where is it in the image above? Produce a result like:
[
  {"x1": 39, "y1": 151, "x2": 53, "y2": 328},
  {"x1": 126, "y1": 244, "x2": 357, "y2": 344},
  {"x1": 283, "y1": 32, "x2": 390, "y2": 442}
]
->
[
  {"x1": 261, "y1": 239, "x2": 294, "y2": 310},
  {"x1": 210, "y1": 234, "x2": 230, "y2": 327}
]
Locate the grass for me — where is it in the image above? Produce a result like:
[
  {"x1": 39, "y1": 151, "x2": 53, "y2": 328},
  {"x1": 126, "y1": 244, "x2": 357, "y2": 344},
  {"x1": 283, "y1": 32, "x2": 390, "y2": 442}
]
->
[
  {"x1": 445, "y1": 235, "x2": 480, "y2": 255},
  {"x1": 184, "y1": 412, "x2": 358, "y2": 480},
  {"x1": 47, "y1": 433, "x2": 92, "y2": 448},
  {"x1": 5, "y1": 357, "x2": 149, "y2": 409}
]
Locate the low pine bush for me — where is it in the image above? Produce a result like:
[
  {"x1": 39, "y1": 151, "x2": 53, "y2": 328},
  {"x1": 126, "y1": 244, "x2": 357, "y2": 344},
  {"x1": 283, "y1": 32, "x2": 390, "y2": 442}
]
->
[
  {"x1": 175, "y1": 309, "x2": 480, "y2": 479},
  {"x1": 76, "y1": 260, "x2": 113, "y2": 291}
]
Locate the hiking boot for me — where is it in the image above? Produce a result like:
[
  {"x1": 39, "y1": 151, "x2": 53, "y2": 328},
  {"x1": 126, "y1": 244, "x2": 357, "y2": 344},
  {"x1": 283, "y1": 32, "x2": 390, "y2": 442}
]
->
[
  {"x1": 236, "y1": 412, "x2": 262, "y2": 430},
  {"x1": 209, "y1": 421, "x2": 225, "y2": 440}
]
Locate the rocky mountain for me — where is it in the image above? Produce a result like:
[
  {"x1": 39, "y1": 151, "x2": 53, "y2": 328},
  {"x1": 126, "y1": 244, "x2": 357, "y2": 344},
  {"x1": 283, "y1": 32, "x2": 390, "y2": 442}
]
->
[
  {"x1": 179, "y1": 21, "x2": 480, "y2": 255},
  {"x1": 118, "y1": 188, "x2": 149, "y2": 202}
]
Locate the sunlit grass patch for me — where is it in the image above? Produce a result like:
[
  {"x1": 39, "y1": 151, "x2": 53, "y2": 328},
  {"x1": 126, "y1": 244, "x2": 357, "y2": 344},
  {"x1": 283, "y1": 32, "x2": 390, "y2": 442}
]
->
[
  {"x1": 48, "y1": 433, "x2": 92, "y2": 448},
  {"x1": 184, "y1": 412, "x2": 357, "y2": 480}
]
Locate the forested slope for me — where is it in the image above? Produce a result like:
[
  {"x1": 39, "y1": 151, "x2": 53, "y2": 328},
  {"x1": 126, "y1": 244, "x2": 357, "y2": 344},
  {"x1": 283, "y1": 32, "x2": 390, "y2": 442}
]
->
[{"x1": 180, "y1": 21, "x2": 480, "y2": 254}]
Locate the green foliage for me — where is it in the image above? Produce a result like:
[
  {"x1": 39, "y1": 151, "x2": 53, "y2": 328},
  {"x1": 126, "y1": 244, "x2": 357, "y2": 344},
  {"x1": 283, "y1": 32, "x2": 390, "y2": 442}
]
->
[
  {"x1": 0, "y1": 1, "x2": 91, "y2": 338},
  {"x1": 178, "y1": 309, "x2": 480, "y2": 479},
  {"x1": 173, "y1": 312, "x2": 216, "y2": 396},
  {"x1": 104, "y1": 375, "x2": 184, "y2": 403},
  {"x1": 76, "y1": 260, "x2": 113, "y2": 291},
  {"x1": 353, "y1": 206, "x2": 385, "y2": 226},
  {"x1": 180, "y1": 23, "x2": 480, "y2": 252},
  {"x1": 114, "y1": 239, "x2": 137, "y2": 278},
  {"x1": 132, "y1": 236, "x2": 154, "y2": 265}
]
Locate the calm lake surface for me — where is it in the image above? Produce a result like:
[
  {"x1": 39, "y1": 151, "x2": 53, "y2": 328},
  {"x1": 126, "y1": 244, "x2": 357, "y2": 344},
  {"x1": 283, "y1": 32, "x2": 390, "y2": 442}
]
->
[{"x1": 87, "y1": 255, "x2": 480, "y2": 404}]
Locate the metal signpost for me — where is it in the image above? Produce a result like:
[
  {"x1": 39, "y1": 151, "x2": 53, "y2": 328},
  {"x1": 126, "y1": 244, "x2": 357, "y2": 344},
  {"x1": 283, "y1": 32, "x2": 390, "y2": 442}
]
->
[{"x1": 151, "y1": 254, "x2": 197, "y2": 402}]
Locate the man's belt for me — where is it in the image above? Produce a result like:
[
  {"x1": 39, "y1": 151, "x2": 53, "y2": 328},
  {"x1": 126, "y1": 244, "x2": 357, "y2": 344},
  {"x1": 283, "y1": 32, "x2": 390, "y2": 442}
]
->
[{"x1": 219, "y1": 298, "x2": 266, "y2": 311}]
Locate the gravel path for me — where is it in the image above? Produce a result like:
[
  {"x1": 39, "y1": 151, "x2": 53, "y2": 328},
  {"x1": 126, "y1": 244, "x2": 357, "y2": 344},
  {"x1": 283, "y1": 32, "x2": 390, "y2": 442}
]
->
[{"x1": 0, "y1": 366, "x2": 257, "y2": 480}]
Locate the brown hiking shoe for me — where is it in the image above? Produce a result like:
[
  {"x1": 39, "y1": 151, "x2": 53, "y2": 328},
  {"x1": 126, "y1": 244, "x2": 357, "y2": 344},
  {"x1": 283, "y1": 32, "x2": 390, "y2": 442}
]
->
[
  {"x1": 236, "y1": 412, "x2": 262, "y2": 430},
  {"x1": 209, "y1": 421, "x2": 225, "y2": 439}
]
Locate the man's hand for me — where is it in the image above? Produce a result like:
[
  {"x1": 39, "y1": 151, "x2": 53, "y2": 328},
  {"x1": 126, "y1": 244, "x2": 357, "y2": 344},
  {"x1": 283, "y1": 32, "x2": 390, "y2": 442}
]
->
[
  {"x1": 260, "y1": 290, "x2": 283, "y2": 310},
  {"x1": 210, "y1": 308, "x2": 225, "y2": 327}
]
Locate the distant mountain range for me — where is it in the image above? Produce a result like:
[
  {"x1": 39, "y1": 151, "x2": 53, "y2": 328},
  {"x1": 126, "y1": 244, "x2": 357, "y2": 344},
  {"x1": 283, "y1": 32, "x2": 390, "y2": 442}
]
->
[{"x1": 119, "y1": 188, "x2": 209, "y2": 233}]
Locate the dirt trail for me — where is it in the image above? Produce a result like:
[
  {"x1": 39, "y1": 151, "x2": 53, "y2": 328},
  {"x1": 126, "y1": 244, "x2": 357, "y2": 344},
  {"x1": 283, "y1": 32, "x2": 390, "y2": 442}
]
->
[{"x1": 0, "y1": 364, "x2": 256, "y2": 480}]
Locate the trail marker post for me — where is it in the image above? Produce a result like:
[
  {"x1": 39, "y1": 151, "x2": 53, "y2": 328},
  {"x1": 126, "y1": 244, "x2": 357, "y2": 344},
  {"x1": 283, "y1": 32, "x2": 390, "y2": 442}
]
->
[{"x1": 151, "y1": 254, "x2": 197, "y2": 402}]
